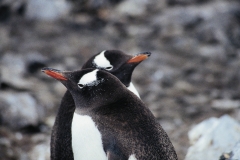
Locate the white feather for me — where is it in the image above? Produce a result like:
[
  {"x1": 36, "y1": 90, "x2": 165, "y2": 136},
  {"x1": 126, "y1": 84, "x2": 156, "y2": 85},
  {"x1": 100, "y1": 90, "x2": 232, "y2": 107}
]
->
[
  {"x1": 71, "y1": 113, "x2": 107, "y2": 160},
  {"x1": 127, "y1": 82, "x2": 140, "y2": 98},
  {"x1": 93, "y1": 50, "x2": 112, "y2": 68},
  {"x1": 129, "y1": 154, "x2": 137, "y2": 160},
  {"x1": 78, "y1": 69, "x2": 99, "y2": 87}
]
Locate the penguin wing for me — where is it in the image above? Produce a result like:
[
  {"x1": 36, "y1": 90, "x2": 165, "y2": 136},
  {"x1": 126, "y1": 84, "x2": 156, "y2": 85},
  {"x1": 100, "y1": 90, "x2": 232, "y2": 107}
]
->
[{"x1": 51, "y1": 91, "x2": 75, "y2": 160}]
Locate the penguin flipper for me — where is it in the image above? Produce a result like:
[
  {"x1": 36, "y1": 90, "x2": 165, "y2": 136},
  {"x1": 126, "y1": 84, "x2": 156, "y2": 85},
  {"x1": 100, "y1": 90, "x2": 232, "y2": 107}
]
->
[{"x1": 51, "y1": 91, "x2": 75, "y2": 160}]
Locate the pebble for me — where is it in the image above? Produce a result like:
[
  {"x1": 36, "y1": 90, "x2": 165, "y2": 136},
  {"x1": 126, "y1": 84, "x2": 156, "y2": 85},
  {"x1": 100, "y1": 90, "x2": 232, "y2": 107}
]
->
[
  {"x1": 114, "y1": 0, "x2": 149, "y2": 17},
  {"x1": 174, "y1": 80, "x2": 196, "y2": 94},
  {"x1": 211, "y1": 99, "x2": 240, "y2": 110}
]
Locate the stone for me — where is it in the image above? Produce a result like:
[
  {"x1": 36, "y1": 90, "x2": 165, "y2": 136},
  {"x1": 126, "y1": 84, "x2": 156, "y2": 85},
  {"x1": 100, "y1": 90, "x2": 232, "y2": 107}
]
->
[
  {"x1": 185, "y1": 115, "x2": 240, "y2": 160},
  {"x1": 220, "y1": 141, "x2": 240, "y2": 160},
  {"x1": 0, "y1": 53, "x2": 31, "y2": 89},
  {"x1": 126, "y1": 24, "x2": 153, "y2": 37},
  {"x1": 26, "y1": 0, "x2": 70, "y2": 21},
  {"x1": 230, "y1": 141, "x2": 240, "y2": 160},
  {"x1": 0, "y1": 52, "x2": 48, "y2": 89},
  {"x1": 174, "y1": 80, "x2": 196, "y2": 94},
  {"x1": 211, "y1": 99, "x2": 240, "y2": 110},
  {"x1": 29, "y1": 142, "x2": 50, "y2": 160},
  {"x1": 0, "y1": 92, "x2": 41, "y2": 129},
  {"x1": 114, "y1": 0, "x2": 149, "y2": 17}
]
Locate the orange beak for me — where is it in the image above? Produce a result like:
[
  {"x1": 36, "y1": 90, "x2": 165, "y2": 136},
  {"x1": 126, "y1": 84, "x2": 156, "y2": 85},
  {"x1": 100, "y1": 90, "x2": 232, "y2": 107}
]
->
[
  {"x1": 127, "y1": 52, "x2": 151, "y2": 63},
  {"x1": 41, "y1": 67, "x2": 67, "y2": 81}
]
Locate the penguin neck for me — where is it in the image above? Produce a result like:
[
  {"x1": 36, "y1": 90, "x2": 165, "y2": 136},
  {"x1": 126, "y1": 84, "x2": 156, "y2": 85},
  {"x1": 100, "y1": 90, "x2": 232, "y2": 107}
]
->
[
  {"x1": 74, "y1": 104, "x2": 95, "y2": 115},
  {"x1": 70, "y1": 73, "x2": 133, "y2": 115},
  {"x1": 72, "y1": 90, "x2": 128, "y2": 115},
  {"x1": 70, "y1": 82, "x2": 140, "y2": 115},
  {"x1": 113, "y1": 65, "x2": 135, "y2": 88},
  {"x1": 73, "y1": 99, "x2": 94, "y2": 115}
]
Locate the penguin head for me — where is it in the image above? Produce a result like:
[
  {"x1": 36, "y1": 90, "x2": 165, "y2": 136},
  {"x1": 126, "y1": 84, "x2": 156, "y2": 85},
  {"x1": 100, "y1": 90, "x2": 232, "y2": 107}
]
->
[
  {"x1": 82, "y1": 50, "x2": 151, "y2": 87},
  {"x1": 42, "y1": 68, "x2": 126, "y2": 110}
]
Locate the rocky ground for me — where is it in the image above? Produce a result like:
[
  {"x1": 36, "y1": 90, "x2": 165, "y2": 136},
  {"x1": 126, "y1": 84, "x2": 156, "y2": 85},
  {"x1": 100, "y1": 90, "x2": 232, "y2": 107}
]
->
[{"x1": 0, "y1": 0, "x2": 240, "y2": 159}]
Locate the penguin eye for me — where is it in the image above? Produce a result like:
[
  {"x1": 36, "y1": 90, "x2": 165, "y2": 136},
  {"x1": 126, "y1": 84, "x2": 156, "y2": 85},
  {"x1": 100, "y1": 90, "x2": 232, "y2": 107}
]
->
[
  {"x1": 105, "y1": 66, "x2": 113, "y2": 71},
  {"x1": 78, "y1": 83, "x2": 84, "y2": 89}
]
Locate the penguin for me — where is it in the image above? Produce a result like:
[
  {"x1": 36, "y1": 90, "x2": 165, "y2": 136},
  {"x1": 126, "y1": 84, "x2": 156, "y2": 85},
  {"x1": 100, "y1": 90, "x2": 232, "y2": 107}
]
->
[
  {"x1": 50, "y1": 50, "x2": 151, "y2": 160},
  {"x1": 42, "y1": 68, "x2": 178, "y2": 160}
]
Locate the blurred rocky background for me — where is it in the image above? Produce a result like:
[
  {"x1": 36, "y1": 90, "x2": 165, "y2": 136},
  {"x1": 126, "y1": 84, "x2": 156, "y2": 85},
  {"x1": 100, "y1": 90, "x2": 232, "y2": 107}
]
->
[{"x1": 0, "y1": 0, "x2": 240, "y2": 159}]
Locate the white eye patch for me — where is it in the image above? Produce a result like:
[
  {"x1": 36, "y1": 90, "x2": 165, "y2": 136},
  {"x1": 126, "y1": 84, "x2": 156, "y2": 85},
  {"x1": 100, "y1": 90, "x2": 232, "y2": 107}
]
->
[
  {"x1": 93, "y1": 50, "x2": 113, "y2": 70},
  {"x1": 78, "y1": 70, "x2": 103, "y2": 88}
]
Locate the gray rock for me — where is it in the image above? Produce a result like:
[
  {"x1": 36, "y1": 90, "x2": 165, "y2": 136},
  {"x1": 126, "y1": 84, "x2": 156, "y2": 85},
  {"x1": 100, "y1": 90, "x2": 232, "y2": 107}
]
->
[
  {"x1": 185, "y1": 115, "x2": 240, "y2": 160},
  {"x1": 29, "y1": 134, "x2": 50, "y2": 160},
  {"x1": 0, "y1": 53, "x2": 27, "y2": 89},
  {"x1": 26, "y1": 0, "x2": 70, "y2": 21},
  {"x1": 117, "y1": 1, "x2": 144, "y2": 16},
  {"x1": 0, "y1": 137, "x2": 15, "y2": 159},
  {"x1": 0, "y1": 53, "x2": 31, "y2": 89},
  {"x1": 211, "y1": 99, "x2": 240, "y2": 111},
  {"x1": 29, "y1": 143, "x2": 50, "y2": 160},
  {"x1": 220, "y1": 141, "x2": 240, "y2": 160},
  {"x1": 126, "y1": 24, "x2": 153, "y2": 37},
  {"x1": 231, "y1": 141, "x2": 240, "y2": 160},
  {"x1": 150, "y1": 1, "x2": 240, "y2": 58},
  {"x1": 174, "y1": 80, "x2": 196, "y2": 94},
  {"x1": 0, "y1": 92, "x2": 41, "y2": 129},
  {"x1": 113, "y1": 0, "x2": 149, "y2": 17},
  {"x1": 0, "y1": 52, "x2": 47, "y2": 89}
]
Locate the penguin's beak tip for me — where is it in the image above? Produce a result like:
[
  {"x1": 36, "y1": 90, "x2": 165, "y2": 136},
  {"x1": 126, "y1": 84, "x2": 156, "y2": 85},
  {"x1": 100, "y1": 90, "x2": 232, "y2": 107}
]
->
[
  {"x1": 144, "y1": 51, "x2": 151, "y2": 57},
  {"x1": 41, "y1": 67, "x2": 68, "y2": 81},
  {"x1": 41, "y1": 67, "x2": 50, "y2": 73},
  {"x1": 127, "y1": 51, "x2": 151, "y2": 64}
]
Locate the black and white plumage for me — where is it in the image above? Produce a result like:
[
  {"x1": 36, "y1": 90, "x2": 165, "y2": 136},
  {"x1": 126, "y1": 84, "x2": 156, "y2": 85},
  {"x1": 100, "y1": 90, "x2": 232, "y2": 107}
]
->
[
  {"x1": 42, "y1": 68, "x2": 178, "y2": 160},
  {"x1": 49, "y1": 50, "x2": 151, "y2": 160}
]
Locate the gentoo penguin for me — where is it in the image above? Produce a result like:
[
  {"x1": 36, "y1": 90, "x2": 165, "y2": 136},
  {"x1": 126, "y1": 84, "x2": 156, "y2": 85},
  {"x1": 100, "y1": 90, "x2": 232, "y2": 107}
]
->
[
  {"x1": 50, "y1": 50, "x2": 151, "y2": 160},
  {"x1": 42, "y1": 68, "x2": 178, "y2": 160}
]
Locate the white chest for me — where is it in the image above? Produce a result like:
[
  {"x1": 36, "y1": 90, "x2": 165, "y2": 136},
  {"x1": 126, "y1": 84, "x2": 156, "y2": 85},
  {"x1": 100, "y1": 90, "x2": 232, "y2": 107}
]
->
[
  {"x1": 127, "y1": 82, "x2": 140, "y2": 98},
  {"x1": 71, "y1": 113, "x2": 107, "y2": 160}
]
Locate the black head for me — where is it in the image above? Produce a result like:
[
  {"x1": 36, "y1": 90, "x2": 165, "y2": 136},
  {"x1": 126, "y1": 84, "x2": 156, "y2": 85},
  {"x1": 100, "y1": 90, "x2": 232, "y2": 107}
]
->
[
  {"x1": 82, "y1": 50, "x2": 151, "y2": 87},
  {"x1": 42, "y1": 67, "x2": 127, "y2": 112}
]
